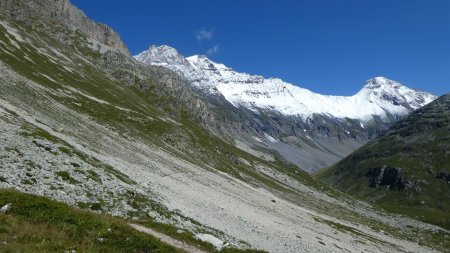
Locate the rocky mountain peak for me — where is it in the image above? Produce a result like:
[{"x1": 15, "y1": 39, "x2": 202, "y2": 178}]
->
[
  {"x1": 135, "y1": 45, "x2": 189, "y2": 66},
  {"x1": 358, "y1": 77, "x2": 437, "y2": 111},
  {"x1": 363, "y1": 77, "x2": 403, "y2": 90},
  {"x1": 0, "y1": 0, "x2": 130, "y2": 56}
]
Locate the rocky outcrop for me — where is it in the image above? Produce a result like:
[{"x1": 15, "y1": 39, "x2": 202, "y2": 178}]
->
[
  {"x1": 366, "y1": 166, "x2": 426, "y2": 192},
  {"x1": 436, "y1": 172, "x2": 450, "y2": 182},
  {"x1": 366, "y1": 166, "x2": 407, "y2": 190},
  {"x1": 0, "y1": 0, "x2": 130, "y2": 56}
]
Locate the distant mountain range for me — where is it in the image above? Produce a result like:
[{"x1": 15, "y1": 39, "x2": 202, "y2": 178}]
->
[{"x1": 135, "y1": 45, "x2": 437, "y2": 172}]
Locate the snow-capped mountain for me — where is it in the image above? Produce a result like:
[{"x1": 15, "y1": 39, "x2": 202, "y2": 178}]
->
[{"x1": 135, "y1": 45, "x2": 436, "y2": 122}]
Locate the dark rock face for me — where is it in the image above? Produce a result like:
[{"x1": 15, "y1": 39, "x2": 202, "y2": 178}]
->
[
  {"x1": 366, "y1": 166, "x2": 407, "y2": 190},
  {"x1": 0, "y1": 0, "x2": 130, "y2": 56},
  {"x1": 366, "y1": 166, "x2": 426, "y2": 192},
  {"x1": 436, "y1": 172, "x2": 450, "y2": 182}
]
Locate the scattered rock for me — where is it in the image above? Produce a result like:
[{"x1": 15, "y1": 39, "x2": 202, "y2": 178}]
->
[
  {"x1": 0, "y1": 203, "x2": 12, "y2": 213},
  {"x1": 419, "y1": 200, "x2": 426, "y2": 205}
]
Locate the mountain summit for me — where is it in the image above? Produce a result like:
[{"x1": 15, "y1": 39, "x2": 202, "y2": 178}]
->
[
  {"x1": 135, "y1": 46, "x2": 436, "y2": 122},
  {"x1": 134, "y1": 45, "x2": 189, "y2": 66}
]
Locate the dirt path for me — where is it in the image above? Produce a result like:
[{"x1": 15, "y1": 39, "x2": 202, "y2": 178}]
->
[{"x1": 129, "y1": 223, "x2": 208, "y2": 253}]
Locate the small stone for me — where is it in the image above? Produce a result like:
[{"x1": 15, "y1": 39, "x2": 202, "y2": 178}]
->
[
  {"x1": 97, "y1": 237, "x2": 106, "y2": 242},
  {"x1": 0, "y1": 203, "x2": 12, "y2": 213},
  {"x1": 70, "y1": 162, "x2": 82, "y2": 168},
  {"x1": 176, "y1": 229, "x2": 184, "y2": 234},
  {"x1": 419, "y1": 200, "x2": 426, "y2": 205}
]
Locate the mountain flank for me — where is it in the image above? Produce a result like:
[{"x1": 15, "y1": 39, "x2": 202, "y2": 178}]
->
[{"x1": 317, "y1": 93, "x2": 450, "y2": 229}]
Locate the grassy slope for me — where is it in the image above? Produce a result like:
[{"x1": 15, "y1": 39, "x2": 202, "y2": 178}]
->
[
  {"x1": 0, "y1": 189, "x2": 183, "y2": 253},
  {"x1": 316, "y1": 94, "x2": 450, "y2": 229}
]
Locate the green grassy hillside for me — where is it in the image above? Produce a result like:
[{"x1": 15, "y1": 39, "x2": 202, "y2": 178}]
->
[
  {"x1": 0, "y1": 189, "x2": 183, "y2": 253},
  {"x1": 317, "y1": 94, "x2": 450, "y2": 229}
]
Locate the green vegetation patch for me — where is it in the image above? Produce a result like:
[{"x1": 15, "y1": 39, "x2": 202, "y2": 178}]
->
[
  {"x1": 0, "y1": 189, "x2": 183, "y2": 253},
  {"x1": 55, "y1": 171, "x2": 79, "y2": 185},
  {"x1": 86, "y1": 169, "x2": 102, "y2": 183}
]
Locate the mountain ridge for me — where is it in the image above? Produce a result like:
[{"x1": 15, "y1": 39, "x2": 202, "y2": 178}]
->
[{"x1": 135, "y1": 45, "x2": 436, "y2": 121}]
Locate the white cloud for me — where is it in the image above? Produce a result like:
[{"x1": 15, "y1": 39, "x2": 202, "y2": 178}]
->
[
  {"x1": 196, "y1": 29, "x2": 214, "y2": 41},
  {"x1": 206, "y1": 44, "x2": 220, "y2": 56}
]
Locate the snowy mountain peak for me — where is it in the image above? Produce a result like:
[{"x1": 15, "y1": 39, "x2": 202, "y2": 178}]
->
[
  {"x1": 134, "y1": 45, "x2": 437, "y2": 121},
  {"x1": 187, "y1": 55, "x2": 232, "y2": 72},
  {"x1": 134, "y1": 45, "x2": 189, "y2": 66},
  {"x1": 363, "y1": 77, "x2": 403, "y2": 90},
  {"x1": 357, "y1": 77, "x2": 436, "y2": 113}
]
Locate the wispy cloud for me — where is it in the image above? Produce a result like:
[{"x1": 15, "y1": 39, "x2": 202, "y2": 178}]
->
[
  {"x1": 196, "y1": 28, "x2": 214, "y2": 42},
  {"x1": 206, "y1": 44, "x2": 220, "y2": 56}
]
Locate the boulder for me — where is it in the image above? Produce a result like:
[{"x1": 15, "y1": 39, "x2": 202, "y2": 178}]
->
[
  {"x1": 70, "y1": 162, "x2": 83, "y2": 168},
  {"x1": 32, "y1": 139, "x2": 54, "y2": 151},
  {"x1": 0, "y1": 203, "x2": 12, "y2": 213}
]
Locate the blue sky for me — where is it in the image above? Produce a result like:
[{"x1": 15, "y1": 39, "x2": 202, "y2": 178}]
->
[{"x1": 71, "y1": 0, "x2": 450, "y2": 96}]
